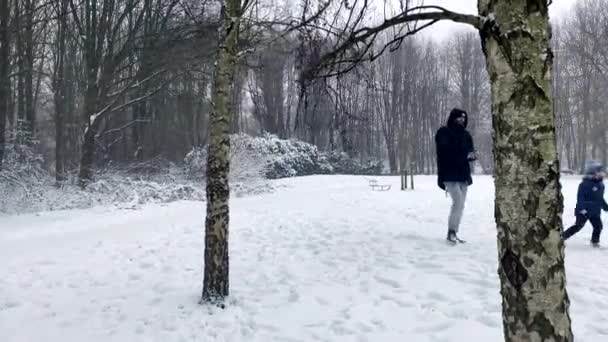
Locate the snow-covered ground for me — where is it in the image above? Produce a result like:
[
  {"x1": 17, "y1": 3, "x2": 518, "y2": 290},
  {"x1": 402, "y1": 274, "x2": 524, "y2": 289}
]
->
[{"x1": 1, "y1": 175, "x2": 607, "y2": 342}]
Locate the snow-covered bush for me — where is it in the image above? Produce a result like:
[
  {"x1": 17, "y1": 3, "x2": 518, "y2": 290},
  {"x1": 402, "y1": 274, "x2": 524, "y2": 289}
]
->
[
  {"x1": 1, "y1": 131, "x2": 274, "y2": 215},
  {"x1": 321, "y1": 151, "x2": 383, "y2": 175},
  {"x1": 184, "y1": 134, "x2": 270, "y2": 184},
  {"x1": 184, "y1": 133, "x2": 383, "y2": 180},
  {"x1": 0, "y1": 128, "x2": 49, "y2": 214},
  {"x1": 0, "y1": 167, "x2": 207, "y2": 215},
  {"x1": 2, "y1": 126, "x2": 46, "y2": 179},
  {"x1": 0, "y1": 129, "x2": 205, "y2": 215},
  {"x1": 184, "y1": 148, "x2": 206, "y2": 179},
  {"x1": 0, "y1": 132, "x2": 381, "y2": 216},
  {"x1": 230, "y1": 134, "x2": 272, "y2": 183}
]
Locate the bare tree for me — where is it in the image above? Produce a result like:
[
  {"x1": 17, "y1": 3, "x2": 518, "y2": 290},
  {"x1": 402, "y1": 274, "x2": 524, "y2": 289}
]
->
[
  {"x1": 448, "y1": 31, "x2": 491, "y2": 173},
  {"x1": 249, "y1": 43, "x2": 288, "y2": 137},
  {"x1": 63, "y1": 0, "x2": 202, "y2": 186},
  {"x1": 372, "y1": 42, "x2": 403, "y2": 173},
  {"x1": 51, "y1": 0, "x2": 70, "y2": 183},
  {"x1": 553, "y1": 0, "x2": 608, "y2": 171}
]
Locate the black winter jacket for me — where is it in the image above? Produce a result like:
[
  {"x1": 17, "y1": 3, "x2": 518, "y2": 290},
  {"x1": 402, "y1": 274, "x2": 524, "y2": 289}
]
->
[{"x1": 435, "y1": 110, "x2": 475, "y2": 190}]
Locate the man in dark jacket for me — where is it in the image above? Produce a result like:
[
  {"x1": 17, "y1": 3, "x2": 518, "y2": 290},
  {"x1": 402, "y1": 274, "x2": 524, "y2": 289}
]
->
[
  {"x1": 435, "y1": 108, "x2": 476, "y2": 243},
  {"x1": 562, "y1": 160, "x2": 608, "y2": 247}
]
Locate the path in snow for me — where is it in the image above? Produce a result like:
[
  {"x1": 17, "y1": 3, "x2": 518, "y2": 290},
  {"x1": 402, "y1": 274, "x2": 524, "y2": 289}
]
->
[{"x1": 1, "y1": 175, "x2": 607, "y2": 342}]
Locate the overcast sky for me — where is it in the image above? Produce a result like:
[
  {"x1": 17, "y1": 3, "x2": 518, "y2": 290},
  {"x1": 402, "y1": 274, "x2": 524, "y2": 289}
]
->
[{"x1": 420, "y1": 0, "x2": 578, "y2": 41}]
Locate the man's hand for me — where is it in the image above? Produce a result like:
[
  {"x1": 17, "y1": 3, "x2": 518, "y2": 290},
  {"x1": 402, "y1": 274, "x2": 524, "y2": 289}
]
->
[{"x1": 580, "y1": 209, "x2": 588, "y2": 216}]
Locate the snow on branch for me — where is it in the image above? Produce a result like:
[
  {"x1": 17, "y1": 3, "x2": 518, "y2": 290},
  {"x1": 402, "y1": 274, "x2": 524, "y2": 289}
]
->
[{"x1": 88, "y1": 69, "x2": 170, "y2": 128}]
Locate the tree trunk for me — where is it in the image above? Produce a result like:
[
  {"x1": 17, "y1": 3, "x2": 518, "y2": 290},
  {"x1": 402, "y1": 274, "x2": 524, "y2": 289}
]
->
[
  {"x1": 54, "y1": 0, "x2": 69, "y2": 183},
  {"x1": 24, "y1": 0, "x2": 35, "y2": 138},
  {"x1": 78, "y1": 80, "x2": 99, "y2": 188},
  {"x1": 386, "y1": 140, "x2": 398, "y2": 174},
  {"x1": 0, "y1": 0, "x2": 9, "y2": 169},
  {"x1": 78, "y1": 127, "x2": 96, "y2": 188},
  {"x1": 14, "y1": 0, "x2": 24, "y2": 131},
  {"x1": 55, "y1": 96, "x2": 66, "y2": 183},
  {"x1": 201, "y1": 0, "x2": 241, "y2": 305},
  {"x1": 478, "y1": 1, "x2": 573, "y2": 340}
]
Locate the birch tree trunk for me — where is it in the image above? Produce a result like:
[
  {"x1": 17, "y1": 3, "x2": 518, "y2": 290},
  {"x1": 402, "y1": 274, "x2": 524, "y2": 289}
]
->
[
  {"x1": 478, "y1": 0, "x2": 573, "y2": 340},
  {"x1": 201, "y1": 0, "x2": 241, "y2": 304}
]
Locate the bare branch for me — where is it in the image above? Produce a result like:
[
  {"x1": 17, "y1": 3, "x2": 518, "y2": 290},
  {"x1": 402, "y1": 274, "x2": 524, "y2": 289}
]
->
[
  {"x1": 100, "y1": 120, "x2": 150, "y2": 137},
  {"x1": 306, "y1": 5, "x2": 481, "y2": 79},
  {"x1": 89, "y1": 69, "x2": 169, "y2": 127}
]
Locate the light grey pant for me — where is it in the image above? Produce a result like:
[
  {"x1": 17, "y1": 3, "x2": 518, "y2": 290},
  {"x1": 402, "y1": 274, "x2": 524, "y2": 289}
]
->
[{"x1": 445, "y1": 182, "x2": 468, "y2": 233}]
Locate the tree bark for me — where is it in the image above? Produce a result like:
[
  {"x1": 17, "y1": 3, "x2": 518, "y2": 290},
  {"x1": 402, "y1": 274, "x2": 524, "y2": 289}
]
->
[
  {"x1": 54, "y1": 0, "x2": 69, "y2": 183},
  {"x1": 14, "y1": 0, "x2": 25, "y2": 137},
  {"x1": 0, "y1": 0, "x2": 9, "y2": 169},
  {"x1": 478, "y1": 1, "x2": 573, "y2": 340},
  {"x1": 78, "y1": 127, "x2": 97, "y2": 188},
  {"x1": 77, "y1": 81, "x2": 99, "y2": 188},
  {"x1": 24, "y1": 0, "x2": 35, "y2": 138},
  {"x1": 201, "y1": 0, "x2": 241, "y2": 305}
]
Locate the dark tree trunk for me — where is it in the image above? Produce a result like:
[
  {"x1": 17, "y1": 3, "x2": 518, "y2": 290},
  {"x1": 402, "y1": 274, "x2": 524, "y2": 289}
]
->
[
  {"x1": 24, "y1": 0, "x2": 35, "y2": 138},
  {"x1": 0, "y1": 0, "x2": 9, "y2": 169},
  {"x1": 78, "y1": 127, "x2": 97, "y2": 188},
  {"x1": 386, "y1": 140, "x2": 397, "y2": 174},
  {"x1": 53, "y1": 0, "x2": 69, "y2": 183}
]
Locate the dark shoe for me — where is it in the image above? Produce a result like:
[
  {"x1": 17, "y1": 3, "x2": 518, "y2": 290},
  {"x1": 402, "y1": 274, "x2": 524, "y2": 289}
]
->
[
  {"x1": 447, "y1": 230, "x2": 457, "y2": 243},
  {"x1": 592, "y1": 241, "x2": 601, "y2": 248}
]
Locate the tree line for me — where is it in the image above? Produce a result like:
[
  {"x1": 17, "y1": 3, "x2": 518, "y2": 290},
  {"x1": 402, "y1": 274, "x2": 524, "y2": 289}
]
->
[
  {"x1": 0, "y1": 0, "x2": 493, "y2": 183},
  {"x1": 554, "y1": 0, "x2": 608, "y2": 172},
  {"x1": 2, "y1": 0, "x2": 605, "y2": 182}
]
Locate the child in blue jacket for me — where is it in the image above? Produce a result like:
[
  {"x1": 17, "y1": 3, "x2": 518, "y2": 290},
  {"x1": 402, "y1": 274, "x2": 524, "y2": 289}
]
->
[{"x1": 562, "y1": 160, "x2": 608, "y2": 247}]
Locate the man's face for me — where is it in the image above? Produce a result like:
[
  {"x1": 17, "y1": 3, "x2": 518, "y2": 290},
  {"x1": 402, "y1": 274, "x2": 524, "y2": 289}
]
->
[{"x1": 456, "y1": 115, "x2": 466, "y2": 126}]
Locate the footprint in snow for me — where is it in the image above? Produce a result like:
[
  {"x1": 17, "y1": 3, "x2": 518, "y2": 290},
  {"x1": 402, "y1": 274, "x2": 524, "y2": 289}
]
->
[
  {"x1": 359, "y1": 279, "x2": 370, "y2": 293},
  {"x1": 315, "y1": 296, "x2": 329, "y2": 306},
  {"x1": 0, "y1": 300, "x2": 20, "y2": 311},
  {"x1": 139, "y1": 262, "x2": 154, "y2": 269},
  {"x1": 414, "y1": 261, "x2": 443, "y2": 270},
  {"x1": 288, "y1": 288, "x2": 299, "y2": 303},
  {"x1": 373, "y1": 275, "x2": 401, "y2": 288},
  {"x1": 412, "y1": 321, "x2": 452, "y2": 334},
  {"x1": 476, "y1": 313, "x2": 501, "y2": 328},
  {"x1": 255, "y1": 323, "x2": 280, "y2": 332},
  {"x1": 379, "y1": 295, "x2": 413, "y2": 308},
  {"x1": 427, "y1": 290, "x2": 449, "y2": 302},
  {"x1": 329, "y1": 320, "x2": 355, "y2": 336},
  {"x1": 128, "y1": 273, "x2": 141, "y2": 281},
  {"x1": 148, "y1": 297, "x2": 162, "y2": 306},
  {"x1": 355, "y1": 322, "x2": 373, "y2": 333}
]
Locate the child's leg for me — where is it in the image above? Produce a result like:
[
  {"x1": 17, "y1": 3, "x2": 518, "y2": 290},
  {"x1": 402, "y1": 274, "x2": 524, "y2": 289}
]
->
[
  {"x1": 589, "y1": 216, "x2": 603, "y2": 244},
  {"x1": 562, "y1": 214, "x2": 588, "y2": 239}
]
